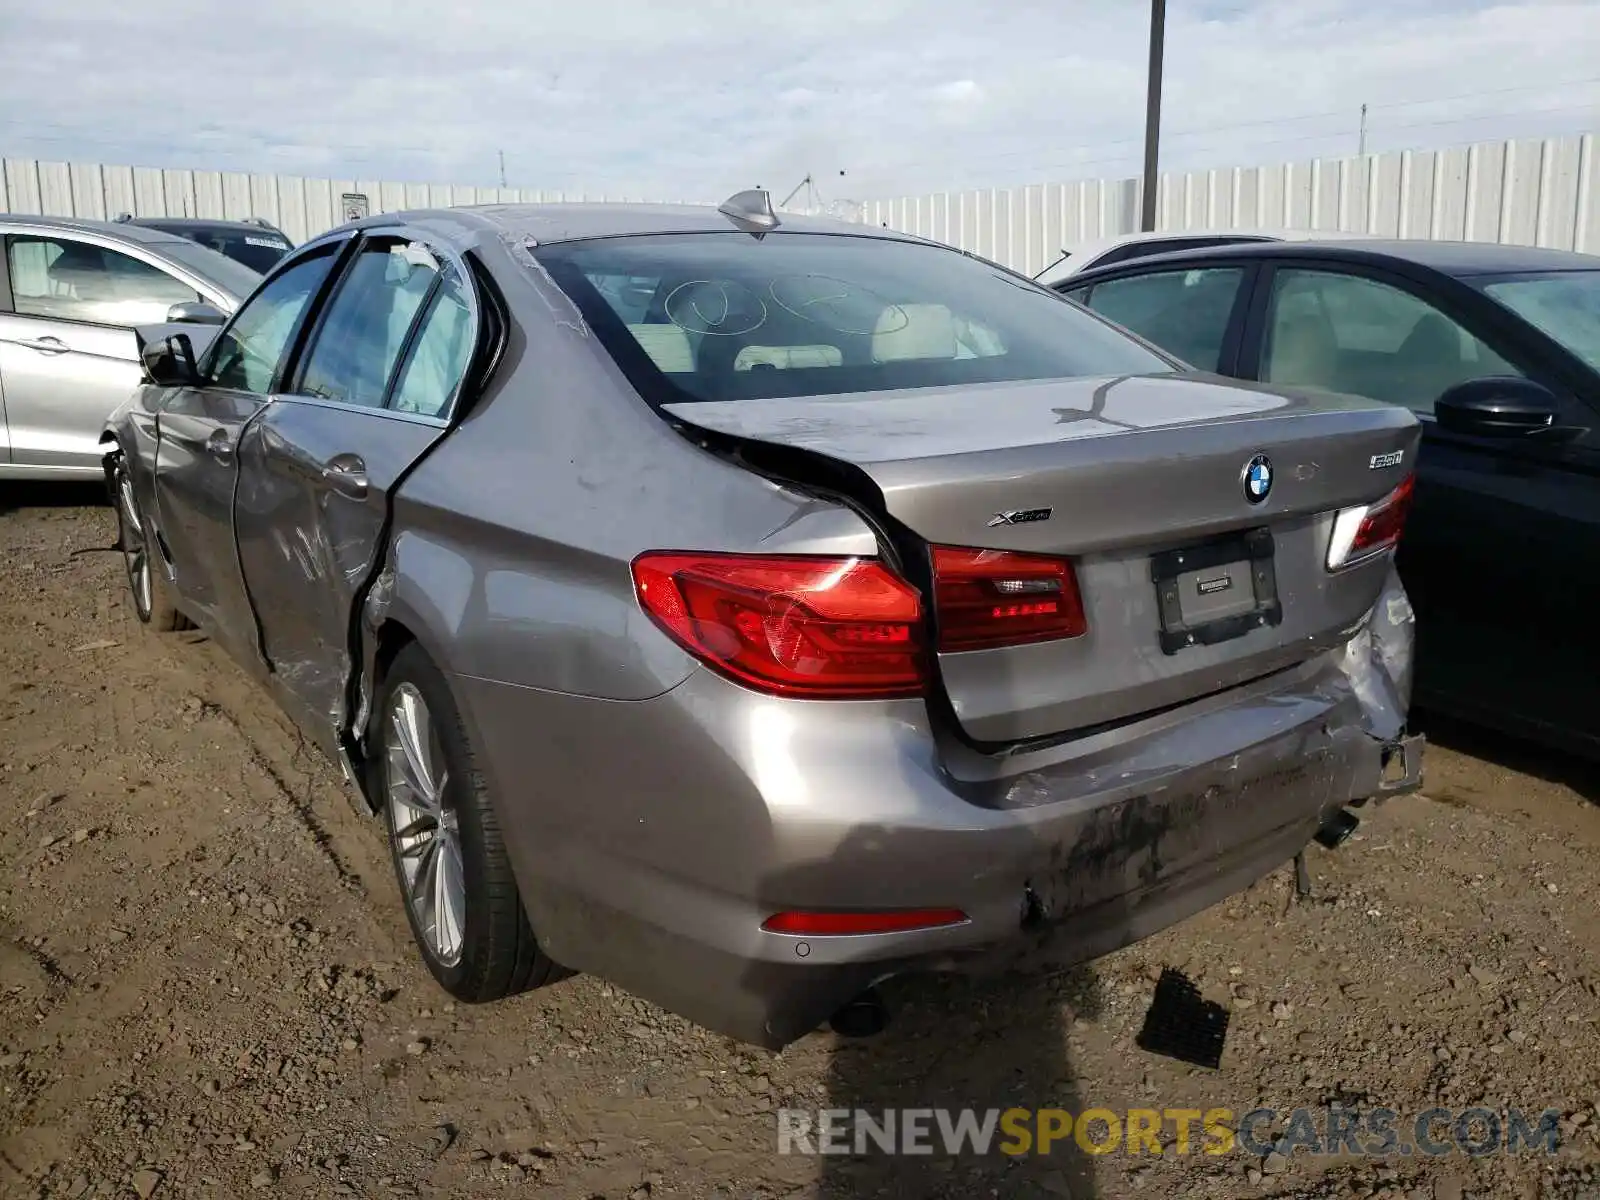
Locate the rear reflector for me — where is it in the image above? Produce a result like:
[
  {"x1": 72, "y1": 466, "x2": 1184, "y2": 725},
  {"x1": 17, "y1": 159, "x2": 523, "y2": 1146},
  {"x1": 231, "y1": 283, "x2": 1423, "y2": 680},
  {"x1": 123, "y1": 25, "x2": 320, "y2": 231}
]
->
[
  {"x1": 761, "y1": 908, "x2": 968, "y2": 935},
  {"x1": 631, "y1": 552, "x2": 924, "y2": 699},
  {"x1": 1326, "y1": 474, "x2": 1415, "y2": 570},
  {"x1": 932, "y1": 546, "x2": 1087, "y2": 652}
]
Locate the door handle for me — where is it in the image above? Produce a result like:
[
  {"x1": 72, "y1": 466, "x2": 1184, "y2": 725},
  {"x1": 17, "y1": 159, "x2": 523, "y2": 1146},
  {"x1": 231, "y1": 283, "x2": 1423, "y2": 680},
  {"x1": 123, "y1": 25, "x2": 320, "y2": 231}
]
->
[
  {"x1": 206, "y1": 429, "x2": 235, "y2": 464},
  {"x1": 321, "y1": 454, "x2": 368, "y2": 500},
  {"x1": 19, "y1": 336, "x2": 68, "y2": 355}
]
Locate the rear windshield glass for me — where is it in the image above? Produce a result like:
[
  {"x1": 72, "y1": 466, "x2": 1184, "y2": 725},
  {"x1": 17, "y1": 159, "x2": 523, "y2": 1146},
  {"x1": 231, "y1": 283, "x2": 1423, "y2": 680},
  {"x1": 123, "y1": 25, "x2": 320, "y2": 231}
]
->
[
  {"x1": 534, "y1": 232, "x2": 1171, "y2": 404},
  {"x1": 171, "y1": 228, "x2": 291, "y2": 275}
]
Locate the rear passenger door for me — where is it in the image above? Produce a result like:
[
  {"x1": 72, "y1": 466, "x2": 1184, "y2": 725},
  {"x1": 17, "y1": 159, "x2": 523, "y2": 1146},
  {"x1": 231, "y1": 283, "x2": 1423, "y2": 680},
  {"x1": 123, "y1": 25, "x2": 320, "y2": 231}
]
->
[
  {"x1": 234, "y1": 233, "x2": 479, "y2": 757},
  {"x1": 1061, "y1": 263, "x2": 1255, "y2": 374}
]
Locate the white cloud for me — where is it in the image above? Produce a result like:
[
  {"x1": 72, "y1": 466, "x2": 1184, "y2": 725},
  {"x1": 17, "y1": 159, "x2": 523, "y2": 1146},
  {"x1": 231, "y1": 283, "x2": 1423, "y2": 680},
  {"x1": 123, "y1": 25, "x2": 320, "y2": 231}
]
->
[
  {"x1": 935, "y1": 80, "x2": 985, "y2": 103},
  {"x1": 0, "y1": 0, "x2": 1596, "y2": 203}
]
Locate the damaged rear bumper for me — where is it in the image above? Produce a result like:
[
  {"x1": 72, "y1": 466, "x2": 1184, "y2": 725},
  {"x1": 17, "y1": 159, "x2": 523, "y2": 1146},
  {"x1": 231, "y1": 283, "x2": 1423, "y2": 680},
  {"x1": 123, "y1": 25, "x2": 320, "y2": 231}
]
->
[{"x1": 464, "y1": 569, "x2": 1422, "y2": 1049}]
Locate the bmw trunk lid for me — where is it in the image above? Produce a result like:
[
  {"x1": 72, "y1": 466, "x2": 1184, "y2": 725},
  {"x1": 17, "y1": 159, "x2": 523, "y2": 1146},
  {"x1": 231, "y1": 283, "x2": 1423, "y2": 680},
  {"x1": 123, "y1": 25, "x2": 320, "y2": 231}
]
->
[{"x1": 666, "y1": 373, "x2": 1420, "y2": 742}]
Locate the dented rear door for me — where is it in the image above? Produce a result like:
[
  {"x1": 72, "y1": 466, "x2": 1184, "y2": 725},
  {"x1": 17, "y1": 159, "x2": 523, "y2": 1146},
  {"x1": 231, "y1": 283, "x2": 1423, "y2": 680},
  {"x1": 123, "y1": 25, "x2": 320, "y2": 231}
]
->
[{"x1": 233, "y1": 236, "x2": 477, "y2": 756}]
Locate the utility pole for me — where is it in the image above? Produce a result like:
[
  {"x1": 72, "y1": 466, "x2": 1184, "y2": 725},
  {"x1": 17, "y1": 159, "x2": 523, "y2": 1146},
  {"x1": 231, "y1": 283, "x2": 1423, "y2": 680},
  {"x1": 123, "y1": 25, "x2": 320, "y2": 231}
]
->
[
  {"x1": 1357, "y1": 104, "x2": 1368, "y2": 156},
  {"x1": 498, "y1": 149, "x2": 507, "y2": 189},
  {"x1": 1139, "y1": 0, "x2": 1166, "y2": 232}
]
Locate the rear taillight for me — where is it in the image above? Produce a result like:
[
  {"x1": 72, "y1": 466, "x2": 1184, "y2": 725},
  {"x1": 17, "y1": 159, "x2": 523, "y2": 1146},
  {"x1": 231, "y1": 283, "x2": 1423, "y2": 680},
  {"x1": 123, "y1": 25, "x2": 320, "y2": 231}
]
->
[
  {"x1": 1326, "y1": 474, "x2": 1415, "y2": 571},
  {"x1": 631, "y1": 552, "x2": 924, "y2": 699},
  {"x1": 931, "y1": 546, "x2": 1087, "y2": 652}
]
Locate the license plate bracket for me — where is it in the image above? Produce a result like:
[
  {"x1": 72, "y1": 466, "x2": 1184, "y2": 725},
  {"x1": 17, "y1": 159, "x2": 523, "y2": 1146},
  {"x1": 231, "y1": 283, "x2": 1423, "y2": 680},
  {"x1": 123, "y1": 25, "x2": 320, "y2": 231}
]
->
[{"x1": 1150, "y1": 527, "x2": 1282, "y2": 655}]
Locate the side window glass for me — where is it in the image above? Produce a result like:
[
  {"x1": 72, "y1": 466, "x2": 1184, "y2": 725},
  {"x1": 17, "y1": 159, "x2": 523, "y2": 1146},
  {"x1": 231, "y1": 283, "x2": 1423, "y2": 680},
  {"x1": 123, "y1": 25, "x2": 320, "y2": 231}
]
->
[
  {"x1": 6, "y1": 236, "x2": 199, "y2": 326},
  {"x1": 297, "y1": 241, "x2": 439, "y2": 408},
  {"x1": 208, "y1": 249, "x2": 338, "y2": 394},
  {"x1": 1263, "y1": 269, "x2": 1521, "y2": 414},
  {"x1": 1081, "y1": 267, "x2": 1245, "y2": 371},
  {"x1": 389, "y1": 269, "x2": 474, "y2": 419}
]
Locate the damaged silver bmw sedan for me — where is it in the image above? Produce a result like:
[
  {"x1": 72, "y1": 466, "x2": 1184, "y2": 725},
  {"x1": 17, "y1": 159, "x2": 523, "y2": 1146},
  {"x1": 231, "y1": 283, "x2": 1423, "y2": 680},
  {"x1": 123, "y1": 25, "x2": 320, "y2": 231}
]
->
[{"x1": 101, "y1": 193, "x2": 1424, "y2": 1048}]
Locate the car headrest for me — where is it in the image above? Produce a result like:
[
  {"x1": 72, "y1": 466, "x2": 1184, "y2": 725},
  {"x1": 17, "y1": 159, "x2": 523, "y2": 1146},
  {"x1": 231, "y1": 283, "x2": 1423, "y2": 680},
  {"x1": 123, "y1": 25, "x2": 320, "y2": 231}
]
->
[
  {"x1": 733, "y1": 344, "x2": 844, "y2": 371},
  {"x1": 628, "y1": 324, "x2": 694, "y2": 373},
  {"x1": 872, "y1": 304, "x2": 958, "y2": 363},
  {"x1": 1396, "y1": 313, "x2": 1460, "y2": 364}
]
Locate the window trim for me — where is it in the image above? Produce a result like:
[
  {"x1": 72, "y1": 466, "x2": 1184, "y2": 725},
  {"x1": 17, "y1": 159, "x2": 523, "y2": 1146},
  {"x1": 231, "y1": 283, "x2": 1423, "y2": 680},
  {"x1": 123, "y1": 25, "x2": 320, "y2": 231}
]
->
[{"x1": 1, "y1": 230, "x2": 208, "y2": 331}]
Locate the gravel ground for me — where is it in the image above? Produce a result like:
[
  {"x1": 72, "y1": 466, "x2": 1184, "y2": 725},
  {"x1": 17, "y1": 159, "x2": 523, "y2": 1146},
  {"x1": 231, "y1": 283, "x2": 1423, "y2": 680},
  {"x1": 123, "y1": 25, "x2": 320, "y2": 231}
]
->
[{"x1": 2, "y1": 484, "x2": 1598, "y2": 1200}]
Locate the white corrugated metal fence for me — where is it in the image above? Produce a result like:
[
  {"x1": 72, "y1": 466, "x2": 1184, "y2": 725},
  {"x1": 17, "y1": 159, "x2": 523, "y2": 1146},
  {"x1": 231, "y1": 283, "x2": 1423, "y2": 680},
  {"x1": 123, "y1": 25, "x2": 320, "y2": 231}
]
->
[
  {"x1": 4, "y1": 133, "x2": 1597, "y2": 265},
  {"x1": 862, "y1": 134, "x2": 1600, "y2": 274},
  {"x1": 0, "y1": 159, "x2": 685, "y2": 245}
]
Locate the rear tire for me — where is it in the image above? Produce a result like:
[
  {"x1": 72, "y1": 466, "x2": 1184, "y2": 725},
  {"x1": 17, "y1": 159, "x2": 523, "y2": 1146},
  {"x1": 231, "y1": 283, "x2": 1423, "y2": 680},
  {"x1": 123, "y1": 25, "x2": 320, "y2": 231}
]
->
[
  {"x1": 112, "y1": 458, "x2": 189, "y2": 632},
  {"x1": 375, "y1": 642, "x2": 566, "y2": 1001}
]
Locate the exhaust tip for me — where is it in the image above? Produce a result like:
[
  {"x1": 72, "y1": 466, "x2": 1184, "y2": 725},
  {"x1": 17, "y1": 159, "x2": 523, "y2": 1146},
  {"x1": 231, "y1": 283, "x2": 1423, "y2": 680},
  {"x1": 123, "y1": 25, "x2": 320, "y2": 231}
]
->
[
  {"x1": 1314, "y1": 808, "x2": 1360, "y2": 850},
  {"x1": 828, "y1": 988, "x2": 889, "y2": 1038}
]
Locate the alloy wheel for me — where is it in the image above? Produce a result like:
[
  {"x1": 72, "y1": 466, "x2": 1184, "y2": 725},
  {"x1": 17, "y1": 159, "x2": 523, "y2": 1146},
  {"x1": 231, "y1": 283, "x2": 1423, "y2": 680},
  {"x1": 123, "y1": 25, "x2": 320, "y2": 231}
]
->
[
  {"x1": 116, "y1": 467, "x2": 152, "y2": 620},
  {"x1": 385, "y1": 683, "x2": 466, "y2": 967}
]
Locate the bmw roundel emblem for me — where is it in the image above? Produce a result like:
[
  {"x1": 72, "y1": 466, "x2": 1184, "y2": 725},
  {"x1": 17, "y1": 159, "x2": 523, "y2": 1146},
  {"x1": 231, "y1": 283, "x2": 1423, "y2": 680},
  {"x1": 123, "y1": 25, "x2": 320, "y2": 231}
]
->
[{"x1": 1242, "y1": 453, "x2": 1273, "y2": 504}]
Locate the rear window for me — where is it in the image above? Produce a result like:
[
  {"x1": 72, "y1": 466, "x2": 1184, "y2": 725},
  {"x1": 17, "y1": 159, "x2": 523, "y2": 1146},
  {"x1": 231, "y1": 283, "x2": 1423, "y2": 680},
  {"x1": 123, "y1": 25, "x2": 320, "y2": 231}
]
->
[
  {"x1": 170, "y1": 228, "x2": 291, "y2": 275},
  {"x1": 534, "y1": 232, "x2": 1170, "y2": 404}
]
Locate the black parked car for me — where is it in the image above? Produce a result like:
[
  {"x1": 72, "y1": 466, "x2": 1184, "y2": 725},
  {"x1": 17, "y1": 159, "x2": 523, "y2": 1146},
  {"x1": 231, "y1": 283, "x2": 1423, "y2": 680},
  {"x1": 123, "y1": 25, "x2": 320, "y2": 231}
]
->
[
  {"x1": 1055, "y1": 239, "x2": 1600, "y2": 757},
  {"x1": 118, "y1": 215, "x2": 293, "y2": 274}
]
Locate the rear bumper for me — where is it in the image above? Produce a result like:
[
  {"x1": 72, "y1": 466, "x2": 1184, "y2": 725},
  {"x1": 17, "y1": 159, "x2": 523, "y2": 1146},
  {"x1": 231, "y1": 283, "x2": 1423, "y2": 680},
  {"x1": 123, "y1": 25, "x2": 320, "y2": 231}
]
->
[{"x1": 459, "y1": 573, "x2": 1419, "y2": 1048}]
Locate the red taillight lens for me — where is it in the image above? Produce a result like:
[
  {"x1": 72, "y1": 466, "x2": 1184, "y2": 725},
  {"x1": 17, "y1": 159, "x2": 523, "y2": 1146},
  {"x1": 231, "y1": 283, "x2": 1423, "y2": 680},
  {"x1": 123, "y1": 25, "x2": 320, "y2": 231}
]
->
[
  {"x1": 931, "y1": 546, "x2": 1087, "y2": 652},
  {"x1": 631, "y1": 552, "x2": 924, "y2": 699},
  {"x1": 761, "y1": 908, "x2": 968, "y2": 935},
  {"x1": 1327, "y1": 474, "x2": 1415, "y2": 570}
]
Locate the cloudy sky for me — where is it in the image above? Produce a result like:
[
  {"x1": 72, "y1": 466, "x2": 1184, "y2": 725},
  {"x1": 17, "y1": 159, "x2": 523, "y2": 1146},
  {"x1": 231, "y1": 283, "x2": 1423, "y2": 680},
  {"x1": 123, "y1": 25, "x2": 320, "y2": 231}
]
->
[{"x1": 1, "y1": 0, "x2": 1597, "y2": 204}]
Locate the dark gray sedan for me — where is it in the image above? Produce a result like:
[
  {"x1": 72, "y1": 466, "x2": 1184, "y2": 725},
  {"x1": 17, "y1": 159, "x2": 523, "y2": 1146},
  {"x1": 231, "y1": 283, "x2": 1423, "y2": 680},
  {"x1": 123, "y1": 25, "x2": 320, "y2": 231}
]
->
[
  {"x1": 102, "y1": 195, "x2": 1423, "y2": 1047},
  {"x1": 1054, "y1": 238, "x2": 1600, "y2": 757}
]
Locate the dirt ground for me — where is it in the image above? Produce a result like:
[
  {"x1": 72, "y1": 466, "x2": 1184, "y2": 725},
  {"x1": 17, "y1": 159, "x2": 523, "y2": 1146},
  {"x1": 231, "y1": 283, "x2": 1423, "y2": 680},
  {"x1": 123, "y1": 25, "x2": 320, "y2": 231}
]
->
[{"x1": 2, "y1": 484, "x2": 1599, "y2": 1200}]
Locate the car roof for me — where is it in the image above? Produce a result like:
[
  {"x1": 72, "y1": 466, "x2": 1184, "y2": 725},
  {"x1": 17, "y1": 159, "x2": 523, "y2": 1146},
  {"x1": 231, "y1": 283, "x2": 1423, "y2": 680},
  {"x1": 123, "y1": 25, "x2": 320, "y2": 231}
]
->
[
  {"x1": 336, "y1": 201, "x2": 925, "y2": 250},
  {"x1": 0, "y1": 211, "x2": 200, "y2": 247},
  {"x1": 1059, "y1": 236, "x2": 1600, "y2": 280},
  {"x1": 131, "y1": 217, "x2": 285, "y2": 234},
  {"x1": 1066, "y1": 226, "x2": 1348, "y2": 256}
]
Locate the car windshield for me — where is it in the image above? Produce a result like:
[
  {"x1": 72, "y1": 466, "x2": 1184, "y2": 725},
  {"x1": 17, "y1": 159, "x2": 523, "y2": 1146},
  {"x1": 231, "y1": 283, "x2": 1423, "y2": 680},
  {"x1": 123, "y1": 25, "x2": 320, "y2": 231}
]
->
[
  {"x1": 1477, "y1": 270, "x2": 1600, "y2": 372},
  {"x1": 150, "y1": 235, "x2": 266, "y2": 304},
  {"x1": 534, "y1": 231, "x2": 1171, "y2": 405}
]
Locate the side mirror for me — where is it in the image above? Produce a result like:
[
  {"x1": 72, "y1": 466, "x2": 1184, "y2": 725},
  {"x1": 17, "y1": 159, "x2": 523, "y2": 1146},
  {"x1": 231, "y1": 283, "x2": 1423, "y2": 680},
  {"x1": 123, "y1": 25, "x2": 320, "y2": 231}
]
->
[
  {"x1": 141, "y1": 333, "x2": 201, "y2": 387},
  {"x1": 1433, "y1": 376, "x2": 1559, "y2": 438},
  {"x1": 166, "y1": 300, "x2": 227, "y2": 325}
]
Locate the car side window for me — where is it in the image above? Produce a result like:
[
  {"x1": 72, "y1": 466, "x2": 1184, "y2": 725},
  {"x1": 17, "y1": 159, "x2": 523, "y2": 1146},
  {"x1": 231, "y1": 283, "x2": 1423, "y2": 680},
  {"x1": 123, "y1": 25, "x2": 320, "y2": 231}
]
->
[
  {"x1": 296, "y1": 240, "x2": 440, "y2": 409},
  {"x1": 6, "y1": 235, "x2": 200, "y2": 327},
  {"x1": 389, "y1": 268, "x2": 475, "y2": 419},
  {"x1": 1262, "y1": 269, "x2": 1522, "y2": 414},
  {"x1": 207, "y1": 248, "x2": 339, "y2": 394},
  {"x1": 1077, "y1": 267, "x2": 1246, "y2": 371}
]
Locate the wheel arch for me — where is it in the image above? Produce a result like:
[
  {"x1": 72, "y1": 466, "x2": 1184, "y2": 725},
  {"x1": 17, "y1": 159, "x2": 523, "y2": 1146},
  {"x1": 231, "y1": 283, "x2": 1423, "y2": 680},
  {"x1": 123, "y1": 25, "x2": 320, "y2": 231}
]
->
[{"x1": 347, "y1": 538, "x2": 464, "y2": 813}]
